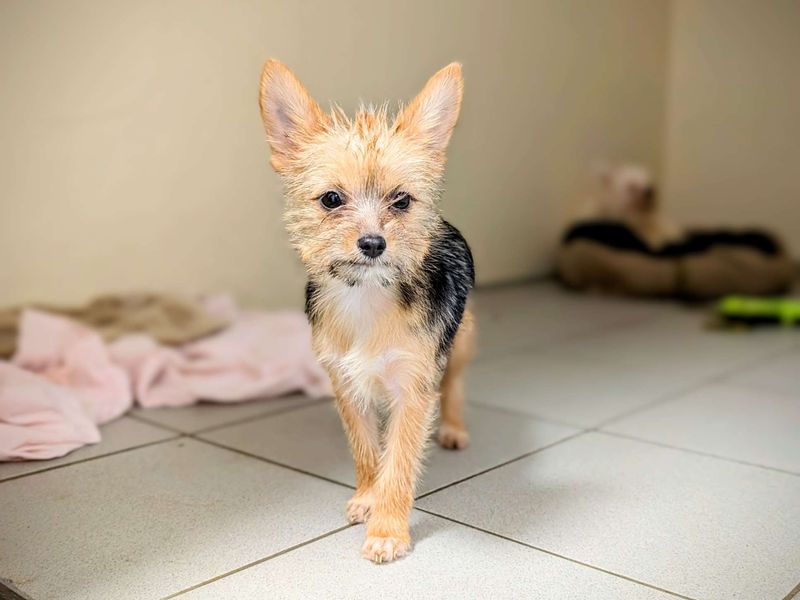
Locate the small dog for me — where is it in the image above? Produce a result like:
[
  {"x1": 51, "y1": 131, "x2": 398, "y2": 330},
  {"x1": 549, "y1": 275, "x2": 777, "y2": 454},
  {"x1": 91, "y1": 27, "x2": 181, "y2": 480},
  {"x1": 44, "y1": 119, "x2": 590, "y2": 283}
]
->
[
  {"x1": 575, "y1": 162, "x2": 684, "y2": 250},
  {"x1": 258, "y1": 60, "x2": 475, "y2": 563}
]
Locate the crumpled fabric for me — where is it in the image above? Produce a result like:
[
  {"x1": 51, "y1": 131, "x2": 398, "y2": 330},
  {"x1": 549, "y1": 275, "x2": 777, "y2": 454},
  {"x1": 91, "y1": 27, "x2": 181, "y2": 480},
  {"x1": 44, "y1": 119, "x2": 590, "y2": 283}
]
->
[{"x1": 0, "y1": 297, "x2": 331, "y2": 461}]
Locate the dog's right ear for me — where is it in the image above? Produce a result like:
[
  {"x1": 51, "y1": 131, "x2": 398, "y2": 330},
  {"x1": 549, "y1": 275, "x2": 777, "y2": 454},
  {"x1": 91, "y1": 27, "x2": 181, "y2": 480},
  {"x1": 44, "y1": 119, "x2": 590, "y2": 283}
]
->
[{"x1": 259, "y1": 59, "x2": 326, "y2": 172}]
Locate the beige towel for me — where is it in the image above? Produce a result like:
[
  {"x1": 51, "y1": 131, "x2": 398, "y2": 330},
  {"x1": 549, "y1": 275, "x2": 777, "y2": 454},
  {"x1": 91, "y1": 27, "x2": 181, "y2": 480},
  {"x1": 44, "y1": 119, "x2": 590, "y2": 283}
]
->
[{"x1": 0, "y1": 293, "x2": 227, "y2": 358}]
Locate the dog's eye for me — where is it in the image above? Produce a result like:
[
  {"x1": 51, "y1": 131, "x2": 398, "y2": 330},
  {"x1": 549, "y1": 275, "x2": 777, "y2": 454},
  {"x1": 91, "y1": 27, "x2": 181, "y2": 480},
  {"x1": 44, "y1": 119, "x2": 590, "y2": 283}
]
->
[
  {"x1": 391, "y1": 193, "x2": 412, "y2": 211},
  {"x1": 319, "y1": 191, "x2": 343, "y2": 210}
]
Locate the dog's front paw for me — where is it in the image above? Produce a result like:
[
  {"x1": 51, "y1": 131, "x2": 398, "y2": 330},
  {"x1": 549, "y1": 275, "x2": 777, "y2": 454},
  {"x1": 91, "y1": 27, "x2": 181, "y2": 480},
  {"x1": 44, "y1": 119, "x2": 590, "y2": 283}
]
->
[
  {"x1": 361, "y1": 535, "x2": 410, "y2": 564},
  {"x1": 438, "y1": 423, "x2": 470, "y2": 450},
  {"x1": 346, "y1": 492, "x2": 374, "y2": 524}
]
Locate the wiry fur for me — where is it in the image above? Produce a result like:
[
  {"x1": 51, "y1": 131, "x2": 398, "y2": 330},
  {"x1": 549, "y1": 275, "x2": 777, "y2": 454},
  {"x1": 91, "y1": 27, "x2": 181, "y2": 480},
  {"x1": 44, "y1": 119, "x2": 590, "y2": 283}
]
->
[{"x1": 259, "y1": 59, "x2": 474, "y2": 563}]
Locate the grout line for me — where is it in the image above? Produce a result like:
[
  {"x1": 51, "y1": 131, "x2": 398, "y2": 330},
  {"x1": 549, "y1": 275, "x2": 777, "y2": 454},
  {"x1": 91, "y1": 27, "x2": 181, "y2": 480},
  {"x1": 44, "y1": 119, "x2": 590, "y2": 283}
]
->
[
  {"x1": 595, "y1": 342, "x2": 797, "y2": 430},
  {"x1": 593, "y1": 373, "x2": 732, "y2": 430},
  {"x1": 472, "y1": 281, "x2": 676, "y2": 362},
  {"x1": 416, "y1": 430, "x2": 587, "y2": 500},
  {"x1": 127, "y1": 396, "x2": 332, "y2": 436},
  {"x1": 0, "y1": 579, "x2": 35, "y2": 600},
  {"x1": 191, "y1": 436, "x2": 355, "y2": 491},
  {"x1": 191, "y1": 405, "x2": 583, "y2": 503},
  {"x1": 162, "y1": 523, "x2": 354, "y2": 599},
  {"x1": 596, "y1": 430, "x2": 800, "y2": 478},
  {"x1": 466, "y1": 399, "x2": 581, "y2": 429},
  {"x1": 471, "y1": 310, "x2": 661, "y2": 366},
  {"x1": 192, "y1": 397, "x2": 332, "y2": 435},
  {"x1": 414, "y1": 507, "x2": 698, "y2": 600},
  {"x1": 126, "y1": 412, "x2": 187, "y2": 434},
  {"x1": 0, "y1": 436, "x2": 181, "y2": 484},
  {"x1": 782, "y1": 580, "x2": 800, "y2": 600},
  {"x1": 473, "y1": 294, "x2": 714, "y2": 368},
  {"x1": 196, "y1": 412, "x2": 583, "y2": 503}
]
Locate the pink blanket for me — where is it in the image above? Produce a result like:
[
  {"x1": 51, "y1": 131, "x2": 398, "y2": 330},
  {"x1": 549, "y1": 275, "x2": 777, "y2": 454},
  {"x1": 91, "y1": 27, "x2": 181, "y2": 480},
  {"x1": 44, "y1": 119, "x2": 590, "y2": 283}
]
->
[{"x1": 0, "y1": 298, "x2": 331, "y2": 461}]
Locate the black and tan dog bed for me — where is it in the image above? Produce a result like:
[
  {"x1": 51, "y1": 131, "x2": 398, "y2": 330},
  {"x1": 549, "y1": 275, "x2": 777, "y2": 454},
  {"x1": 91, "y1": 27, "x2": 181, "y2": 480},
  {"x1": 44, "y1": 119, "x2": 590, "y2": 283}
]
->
[{"x1": 557, "y1": 221, "x2": 795, "y2": 299}]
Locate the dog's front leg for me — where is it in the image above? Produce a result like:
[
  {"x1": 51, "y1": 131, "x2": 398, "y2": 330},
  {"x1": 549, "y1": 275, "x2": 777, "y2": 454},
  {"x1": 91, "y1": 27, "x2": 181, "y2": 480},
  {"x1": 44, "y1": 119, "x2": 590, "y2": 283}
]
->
[
  {"x1": 362, "y1": 386, "x2": 437, "y2": 563},
  {"x1": 334, "y1": 388, "x2": 380, "y2": 524}
]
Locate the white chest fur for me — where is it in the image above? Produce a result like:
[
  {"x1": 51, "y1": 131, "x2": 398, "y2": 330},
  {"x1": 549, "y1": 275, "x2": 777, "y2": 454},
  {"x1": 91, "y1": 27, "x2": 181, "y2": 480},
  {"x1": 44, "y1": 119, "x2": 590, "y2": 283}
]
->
[
  {"x1": 314, "y1": 281, "x2": 415, "y2": 409},
  {"x1": 329, "y1": 281, "x2": 394, "y2": 334}
]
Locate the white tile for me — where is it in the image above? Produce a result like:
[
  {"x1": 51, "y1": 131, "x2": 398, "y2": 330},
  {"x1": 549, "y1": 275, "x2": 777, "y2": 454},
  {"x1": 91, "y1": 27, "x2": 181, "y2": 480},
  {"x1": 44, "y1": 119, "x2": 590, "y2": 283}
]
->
[
  {"x1": 552, "y1": 310, "x2": 796, "y2": 382},
  {"x1": 199, "y1": 401, "x2": 578, "y2": 495},
  {"x1": 0, "y1": 438, "x2": 350, "y2": 600},
  {"x1": 181, "y1": 511, "x2": 676, "y2": 600},
  {"x1": 728, "y1": 351, "x2": 800, "y2": 399},
  {"x1": 473, "y1": 283, "x2": 665, "y2": 359},
  {"x1": 131, "y1": 393, "x2": 320, "y2": 433},
  {"x1": 0, "y1": 416, "x2": 175, "y2": 481},
  {"x1": 468, "y1": 350, "x2": 693, "y2": 427},
  {"x1": 419, "y1": 433, "x2": 800, "y2": 600},
  {"x1": 605, "y1": 383, "x2": 800, "y2": 473}
]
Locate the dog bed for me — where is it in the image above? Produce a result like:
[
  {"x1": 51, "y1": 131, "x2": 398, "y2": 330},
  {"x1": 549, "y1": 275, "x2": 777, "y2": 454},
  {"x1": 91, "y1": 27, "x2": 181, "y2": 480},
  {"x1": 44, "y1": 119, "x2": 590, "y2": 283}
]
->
[{"x1": 557, "y1": 221, "x2": 795, "y2": 299}]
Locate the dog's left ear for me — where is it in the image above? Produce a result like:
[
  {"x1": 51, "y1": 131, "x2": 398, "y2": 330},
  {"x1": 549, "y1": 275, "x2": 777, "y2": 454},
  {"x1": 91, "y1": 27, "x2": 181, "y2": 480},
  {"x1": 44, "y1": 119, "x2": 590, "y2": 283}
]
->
[{"x1": 394, "y1": 63, "x2": 463, "y2": 154}]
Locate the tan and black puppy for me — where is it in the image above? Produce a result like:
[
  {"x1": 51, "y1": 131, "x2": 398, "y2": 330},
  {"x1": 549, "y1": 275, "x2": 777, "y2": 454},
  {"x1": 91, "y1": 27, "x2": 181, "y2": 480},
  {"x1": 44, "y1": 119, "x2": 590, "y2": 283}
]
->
[{"x1": 258, "y1": 60, "x2": 475, "y2": 563}]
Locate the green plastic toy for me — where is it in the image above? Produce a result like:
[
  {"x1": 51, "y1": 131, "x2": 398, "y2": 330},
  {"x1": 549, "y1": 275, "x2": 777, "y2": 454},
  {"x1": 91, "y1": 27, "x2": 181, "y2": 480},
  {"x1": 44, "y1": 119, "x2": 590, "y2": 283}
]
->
[{"x1": 716, "y1": 295, "x2": 800, "y2": 327}]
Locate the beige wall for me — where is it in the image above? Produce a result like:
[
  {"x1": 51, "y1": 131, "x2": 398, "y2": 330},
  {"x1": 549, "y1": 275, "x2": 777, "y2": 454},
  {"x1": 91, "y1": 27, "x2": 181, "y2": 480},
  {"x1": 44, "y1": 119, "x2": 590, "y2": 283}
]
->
[
  {"x1": 663, "y1": 0, "x2": 800, "y2": 252},
  {"x1": 1, "y1": 0, "x2": 670, "y2": 308}
]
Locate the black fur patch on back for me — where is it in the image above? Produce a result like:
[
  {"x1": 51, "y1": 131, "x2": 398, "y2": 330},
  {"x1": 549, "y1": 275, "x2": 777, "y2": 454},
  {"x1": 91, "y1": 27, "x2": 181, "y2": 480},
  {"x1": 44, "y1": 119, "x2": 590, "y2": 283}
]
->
[{"x1": 410, "y1": 220, "x2": 475, "y2": 359}]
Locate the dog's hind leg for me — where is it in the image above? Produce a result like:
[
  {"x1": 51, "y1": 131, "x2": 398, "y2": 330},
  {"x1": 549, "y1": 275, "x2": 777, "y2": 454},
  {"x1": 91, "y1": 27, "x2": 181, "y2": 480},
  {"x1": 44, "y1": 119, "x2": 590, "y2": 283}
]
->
[{"x1": 438, "y1": 307, "x2": 474, "y2": 450}]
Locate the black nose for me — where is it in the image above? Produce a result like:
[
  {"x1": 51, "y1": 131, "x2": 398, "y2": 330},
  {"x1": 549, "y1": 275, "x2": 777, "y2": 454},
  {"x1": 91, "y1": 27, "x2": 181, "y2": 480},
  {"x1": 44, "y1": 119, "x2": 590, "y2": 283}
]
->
[{"x1": 357, "y1": 234, "x2": 386, "y2": 258}]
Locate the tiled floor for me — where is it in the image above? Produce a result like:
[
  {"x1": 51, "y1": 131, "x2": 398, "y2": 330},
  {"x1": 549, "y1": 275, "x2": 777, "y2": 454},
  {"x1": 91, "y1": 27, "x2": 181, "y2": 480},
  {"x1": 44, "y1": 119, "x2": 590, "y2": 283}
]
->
[{"x1": 1, "y1": 282, "x2": 799, "y2": 600}]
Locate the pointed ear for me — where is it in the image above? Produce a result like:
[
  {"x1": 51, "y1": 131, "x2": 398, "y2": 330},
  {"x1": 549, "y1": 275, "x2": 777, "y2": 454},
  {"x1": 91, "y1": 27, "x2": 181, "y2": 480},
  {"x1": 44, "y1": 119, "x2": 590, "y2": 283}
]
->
[
  {"x1": 394, "y1": 63, "x2": 463, "y2": 154},
  {"x1": 259, "y1": 59, "x2": 326, "y2": 172}
]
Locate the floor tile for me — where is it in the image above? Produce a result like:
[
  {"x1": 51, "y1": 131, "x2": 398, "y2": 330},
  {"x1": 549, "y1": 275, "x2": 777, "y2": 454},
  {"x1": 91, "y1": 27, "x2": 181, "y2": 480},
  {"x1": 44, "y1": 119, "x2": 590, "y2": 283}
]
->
[
  {"x1": 0, "y1": 416, "x2": 175, "y2": 481},
  {"x1": 552, "y1": 310, "x2": 796, "y2": 382},
  {"x1": 727, "y1": 351, "x2": 800, "y2": 399},
  {"x1": 199, "y1": 401, "x2": 578, "y2": 495},
  {"x1": 0, "y1": 438, "x2": 350, "y2": 600},
  {"x1": 418, "y1": 433, "x2": 800, "y2": 600},
  {"x1": 473, "y1": 283, "x2": 666, "y2": 359},
  {"x1": 131, "y1": 393, "x2": 320, "y2": 433},
  {"x1": 4, "y1": 282, "x2": 797, "y2": 600},
  {"x1": 180, "y1": 511, "x2": 677, "y2": 600},
  {"x1": 468, "y1": 350, "x2": 693, "y2": 427},
  {"x1": 605, "y1": 383, "x2": 800, "y2": 473}
]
